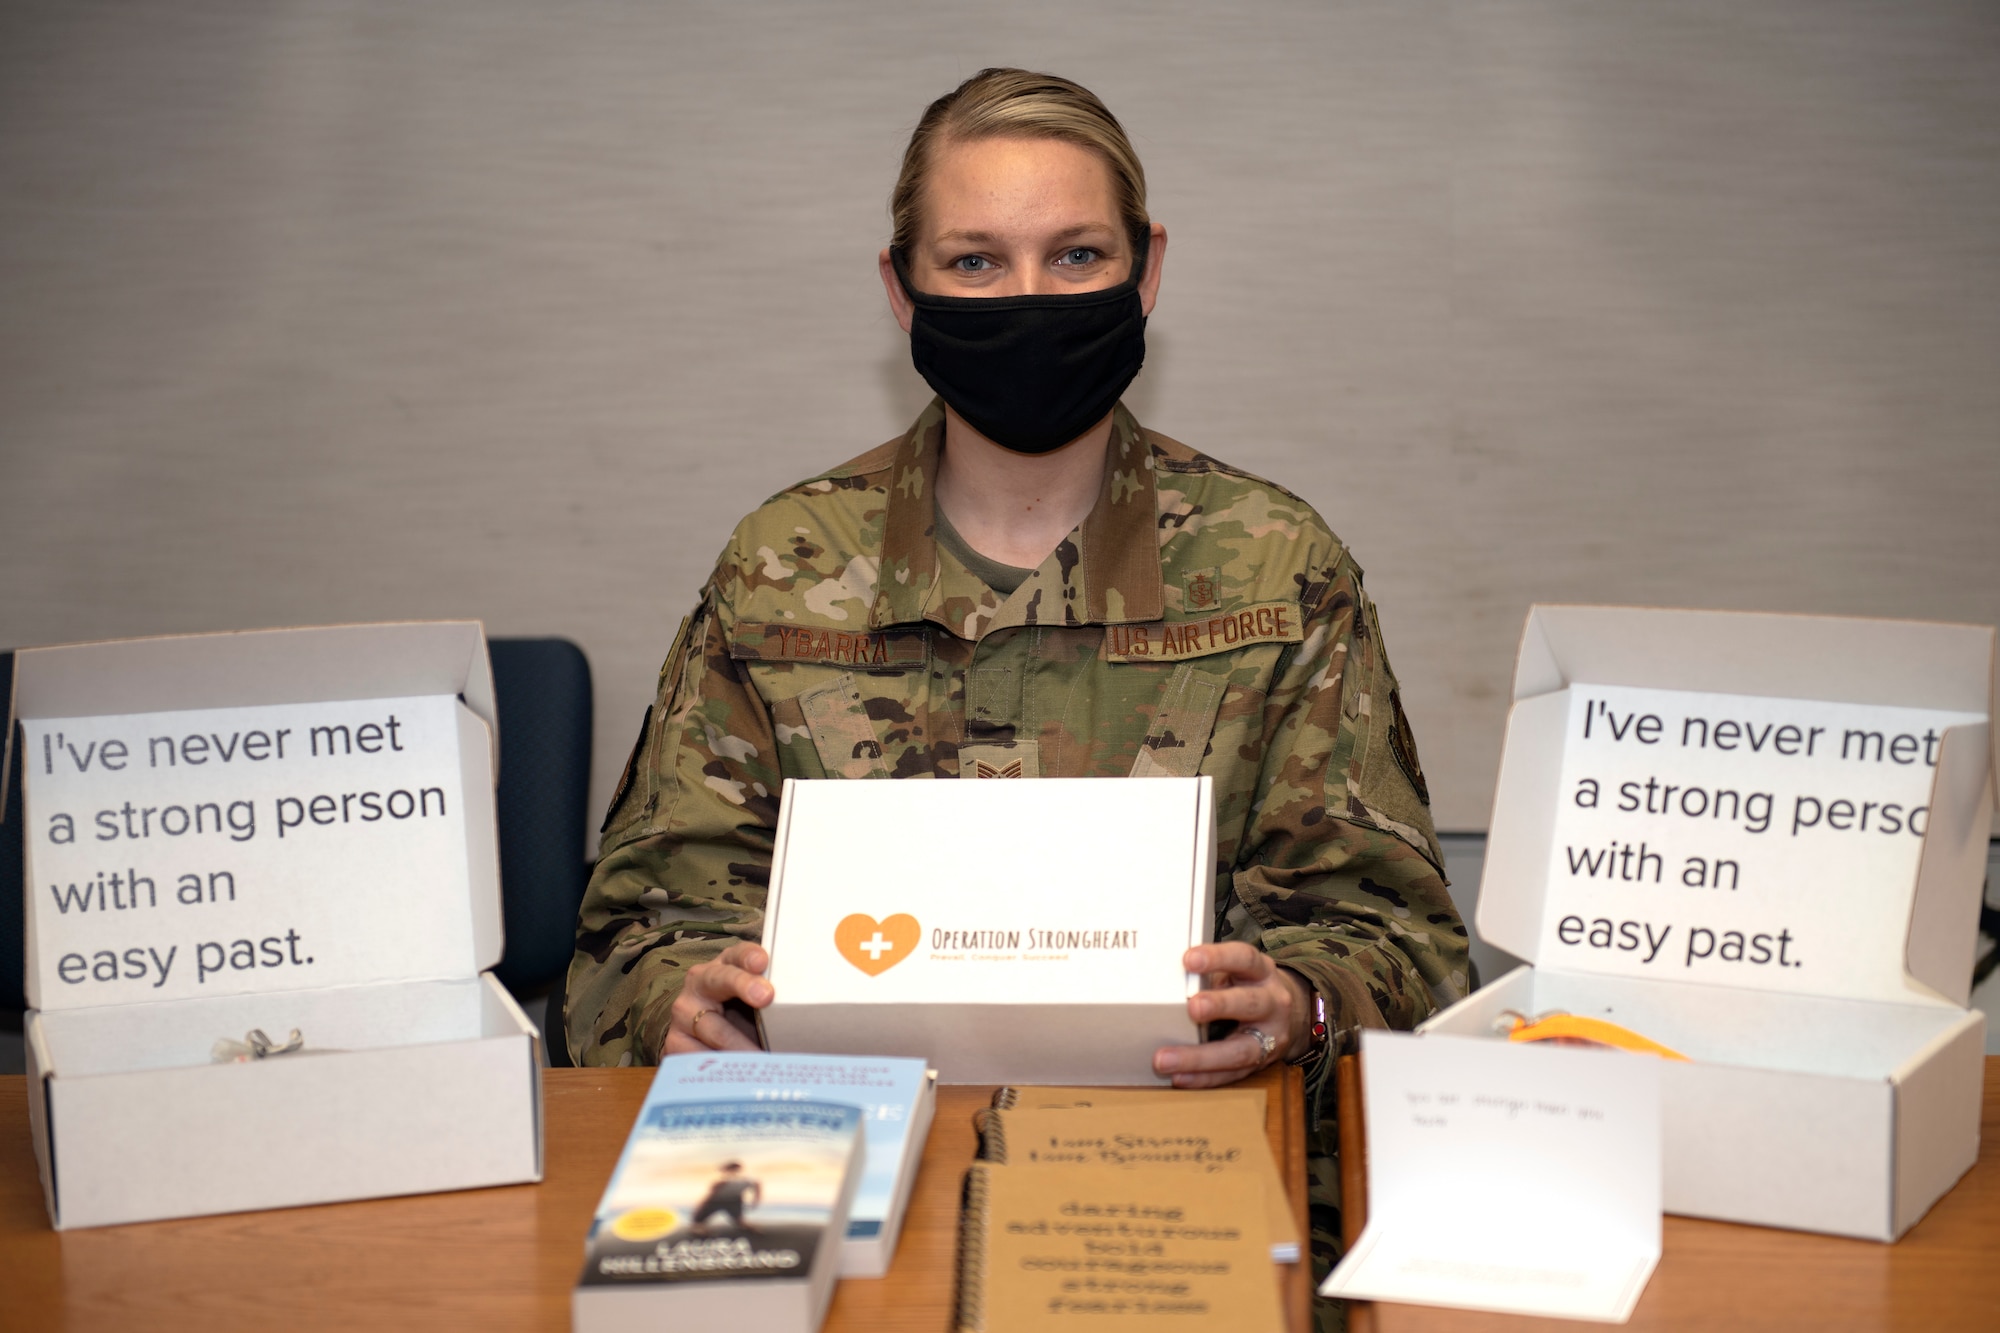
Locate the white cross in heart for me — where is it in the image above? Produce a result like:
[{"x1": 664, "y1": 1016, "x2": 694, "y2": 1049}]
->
[{"x1": 860, "y1": 931, "x2": 894, "y2": 961}]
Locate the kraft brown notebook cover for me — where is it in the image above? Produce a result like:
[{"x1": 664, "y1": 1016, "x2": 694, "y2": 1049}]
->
[
  {"x1": 974, "y1": 1092, "x2": 1300, "y2": 1261},
  {"x1": 955, "y1": 1161, "x2": 1283, "y2": 1332}
]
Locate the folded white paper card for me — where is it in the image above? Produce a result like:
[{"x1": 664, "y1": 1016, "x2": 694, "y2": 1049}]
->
[{"x1": 1321, "y1": 1030, "x2": 1662, "y2": 1324}]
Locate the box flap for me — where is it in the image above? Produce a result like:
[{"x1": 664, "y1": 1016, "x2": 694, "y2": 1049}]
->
[
  {"x1": 460, "y1": 704, "x2": 505, "y2": 973},
  {"x1": 1476, "y1": 692, "x2": 1569, "y2": 963},
  {"x1": 13, "y1": 624, "x2": 502, "y2": 1010},
  {"x1": 1513, "y1": 607, "x2": 1997, "y2": 801},
  {"x1": 5, "y1": 621, "x2": 499, "y2": 808},
  {"x1": 1904, "y1": 723, "x2": 1995, "y2": 1006},
  {"x1": 1484, "y1": 607, "x2": 1995, "y2": 1007},
  {"x1": 10, "y1": 622, "x2": 492, "y2": 722}
]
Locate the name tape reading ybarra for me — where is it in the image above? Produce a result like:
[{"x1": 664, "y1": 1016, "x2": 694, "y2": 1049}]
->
[
  {"x1": 1540, "y1": 684, "x2": 1984, "y2": 1000},
  {"x1": 22, "y1": 695, "x2": 472, "y2": 1004}
]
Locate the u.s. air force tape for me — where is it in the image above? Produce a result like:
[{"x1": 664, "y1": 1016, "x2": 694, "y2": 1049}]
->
[{"x1": 1103, "y1": 602, "x2": 1305, "y2": 662}]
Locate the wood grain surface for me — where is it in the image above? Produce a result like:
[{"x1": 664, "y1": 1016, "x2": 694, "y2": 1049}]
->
[{"x1": 0, "y1": 1065, "x2": 1308, "y2": 1333}]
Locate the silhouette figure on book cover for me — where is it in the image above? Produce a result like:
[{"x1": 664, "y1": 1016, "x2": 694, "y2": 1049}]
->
[{"x1": 691, "y1": 1161, "x2": 761, "y2": 1233}]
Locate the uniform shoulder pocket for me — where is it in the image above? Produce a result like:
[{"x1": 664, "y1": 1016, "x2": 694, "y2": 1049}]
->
[
  {"x1": 1350, "y1": 596, "x2": 1444, "y2": 871},
  {"x1": 599, "y1": 609, "x2": 699, "y2": 842}
]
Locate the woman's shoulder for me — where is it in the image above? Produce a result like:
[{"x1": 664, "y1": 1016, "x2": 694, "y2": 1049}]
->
[
  {"x1": 1139, "y1": 425, "x2": 1360, "y2": 599},
  {"x1": 697, "y1": 433, "x2": 908, "y2": 613},
  {"x1": 785, "y1": 435, "x2": 908, "y2": 494}
]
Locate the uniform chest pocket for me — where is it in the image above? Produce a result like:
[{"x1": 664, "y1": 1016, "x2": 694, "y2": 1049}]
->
[
  {"x1": 1129, "y1": 662, "x2": 1229, "y2": 778},
  {"x1": 731, "y1": 622, "x2": 931, "y2": 781},
  {"x1": 791, "y1": 672, "x2": 892, "y2": 778},
  {"x1": 1100, "y1": 605, "x2": 1300, "y2": 778}
]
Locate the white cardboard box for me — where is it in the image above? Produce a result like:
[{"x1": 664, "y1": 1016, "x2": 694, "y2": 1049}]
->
[
  {"x1": 759, "y1": 776, "x2": 1215, "y2": 1084},
  {"x1": 4, "y1": 623, "x2": 544, "y2": 1228},
  {"x1": 1420, "y1": 606, "x2": 1994, "y2": 1240}
]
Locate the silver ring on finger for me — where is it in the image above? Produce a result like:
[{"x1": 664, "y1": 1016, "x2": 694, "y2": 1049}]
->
[{"x1": 1239, "y1": 1026, "x2": 1278, "y2": 1064}]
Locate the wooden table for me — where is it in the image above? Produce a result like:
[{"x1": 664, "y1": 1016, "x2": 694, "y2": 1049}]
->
[
  {"x1": 0, "y1": 1064, "x2": 1311, "y2": 1333},
  {"x1": 1350, "y1": 1056, "x2": 2000, "y2": 1333}
]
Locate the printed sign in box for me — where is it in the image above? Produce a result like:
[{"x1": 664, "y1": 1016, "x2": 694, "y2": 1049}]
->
[
  {"x1": 25, "y1": 695, "x2": 475, "y2": 1006},
  {"x1": 1420, "y1": 605, "x2": 1994, "y2": 1240},
  {"x1": 1538, "y1": 686, "x2": 1980, "y2": 1003},
  {"x1": 759, "y1": 776, "x2": 1215, "y2": 1084},
  {"x1": 5, "y1": 623, "x2": 543, "y2": 1228}
]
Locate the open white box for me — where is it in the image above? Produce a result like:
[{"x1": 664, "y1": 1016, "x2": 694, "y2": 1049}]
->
[
  {"x1": 1421, "y1": 606, "x2": 1995, "y2": 1240},
  {"x1": 4, "y1": 623, "x2": 543, "y2": 1229},
  {"x1": 759, "y1": 777, "x2": 1214, "y2": 1084}
]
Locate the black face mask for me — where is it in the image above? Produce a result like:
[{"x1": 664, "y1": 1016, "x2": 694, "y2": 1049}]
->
[{"x1": 892, "y1": 235, "x2": 1148, "y2": 455}]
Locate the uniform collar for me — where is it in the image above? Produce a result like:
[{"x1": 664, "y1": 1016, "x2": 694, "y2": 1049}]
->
[{"x1": 869, "y1": 400, "x2": 1166, "y2": 632}]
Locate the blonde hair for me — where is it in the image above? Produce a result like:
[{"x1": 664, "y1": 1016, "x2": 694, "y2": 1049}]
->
[{"x1": 889, "y1": 68, "x2": 1149, "y2": 255}]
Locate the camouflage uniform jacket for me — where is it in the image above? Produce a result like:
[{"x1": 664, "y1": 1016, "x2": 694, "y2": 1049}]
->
[{"x1": 569, "y1": 401, "x2": 1471, "y2": 1107}]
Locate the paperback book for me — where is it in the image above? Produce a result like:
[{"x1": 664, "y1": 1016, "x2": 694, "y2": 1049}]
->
[
  {"x1": 643, "y1": 1051, "x2": 938, "y2": 1276},
  {"x1": 573, "y1": 1099, "x2": 864, "y2": 1333}
]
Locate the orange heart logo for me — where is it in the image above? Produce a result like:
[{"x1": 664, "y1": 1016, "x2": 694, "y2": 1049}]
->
[{"x1": 835, "y1": 913, "x2": 922, "y2": 976}]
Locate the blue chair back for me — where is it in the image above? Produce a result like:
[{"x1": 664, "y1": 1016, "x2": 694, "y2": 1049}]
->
[{"x1": 488, "y1": 637, "x2": 594, "y2": 995}]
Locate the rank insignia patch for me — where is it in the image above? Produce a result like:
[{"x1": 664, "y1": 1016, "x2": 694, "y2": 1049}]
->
[{"x1": 958, "y1": 741, "x2": 1040, "y2": 779}]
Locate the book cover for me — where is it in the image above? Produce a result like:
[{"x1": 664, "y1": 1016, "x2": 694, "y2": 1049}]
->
[
  {"x1": 975, "y1": 1090, "x2": 1299, "y2": 1263},
  {"x1": 643, "y1": 1052, "x2": 937, "y2": 1274},
  {"x1": 955, "y1": 1161, "x2": 1281, "y2": 1332},
  {"x1": 579, "y1": 1099, "x2": 862, "y2": 1291}
]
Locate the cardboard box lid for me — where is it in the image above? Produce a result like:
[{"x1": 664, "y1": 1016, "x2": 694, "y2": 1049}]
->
[
  {"x1": 1480, "y1": 605, "x2": 1996, "y2": 1008},
  {"x1": 1512, "y1": 606, "x2": 1997, "y2": 734},
  {"x1": 764, "y1": 777, "x2": 1213, "y2": 1007},
  {"x1": 7, "y1": 623, "x2": 503, "y2": 1011}
]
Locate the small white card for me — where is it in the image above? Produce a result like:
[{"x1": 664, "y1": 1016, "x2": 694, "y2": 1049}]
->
[{"x1": 1321, "y1": 1030, "x2": 1661, "y2": 1324}]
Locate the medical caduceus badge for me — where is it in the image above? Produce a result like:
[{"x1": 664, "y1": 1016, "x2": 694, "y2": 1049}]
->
[{"x1": 835, "y1": 913, "x2": 921, "y2": 976}]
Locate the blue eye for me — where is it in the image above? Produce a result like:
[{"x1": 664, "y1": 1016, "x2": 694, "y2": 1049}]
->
[
  {"x1": 953, "y1": 255, "x2": 993, "y2": 272},
  {"x1": 1057, "y1": 248, "x2": 1098, "y2": 267}
]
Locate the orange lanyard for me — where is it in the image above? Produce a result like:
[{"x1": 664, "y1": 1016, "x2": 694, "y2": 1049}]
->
[{"x1": 1494, "y1": 1010, "x2": 1689, "y2": 1061}]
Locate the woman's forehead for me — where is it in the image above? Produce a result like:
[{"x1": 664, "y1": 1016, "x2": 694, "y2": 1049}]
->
[{"x1": 918, "y1": 136, "x2": 1120, "y2": 243}]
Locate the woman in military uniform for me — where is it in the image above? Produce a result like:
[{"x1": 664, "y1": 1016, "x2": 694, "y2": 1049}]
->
[{"x1": 568, "y1": 66, "x2": 1470, "y2": 1295}]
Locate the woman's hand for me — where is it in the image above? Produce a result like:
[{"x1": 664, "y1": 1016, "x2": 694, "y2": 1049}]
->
[
  {"x1": 1153, "y1": 943, "x2": 1311, "y2": 1089},
  {"x1": 663, "y1": 942, "x2": 773, "y2": 1056}
]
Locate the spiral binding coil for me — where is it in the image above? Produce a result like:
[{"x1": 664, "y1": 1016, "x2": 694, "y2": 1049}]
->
[
  {"x1": 953, "y1": 1163, "x2": 992, "y2": 1333},
  {"x1": 971, "y1": 1107, "x2": 1010, "y2": 1164}
]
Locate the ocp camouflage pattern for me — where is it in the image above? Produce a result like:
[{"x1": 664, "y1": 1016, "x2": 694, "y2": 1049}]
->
[{"x1": 568, "y1": 400, "x2": 1471, "y2": 1321}]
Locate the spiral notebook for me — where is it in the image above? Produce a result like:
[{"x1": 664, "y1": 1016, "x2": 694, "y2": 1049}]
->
[
  {"x1": 954, "y1": 1161, "x2": 1281, "y2": 1332},
  {"x1": 975, "y1": 1088, "x2": 1300, "y2": 1262}
]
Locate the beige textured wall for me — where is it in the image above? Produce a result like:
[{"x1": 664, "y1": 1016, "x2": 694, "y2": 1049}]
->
[{"x1": 3, "y1": 1, "x2": 1997, "y2": 842}]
